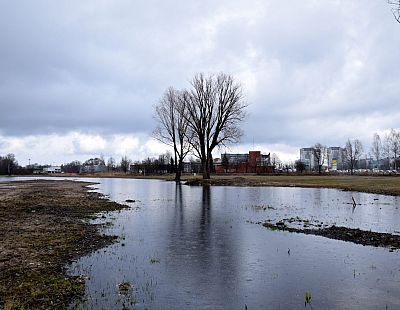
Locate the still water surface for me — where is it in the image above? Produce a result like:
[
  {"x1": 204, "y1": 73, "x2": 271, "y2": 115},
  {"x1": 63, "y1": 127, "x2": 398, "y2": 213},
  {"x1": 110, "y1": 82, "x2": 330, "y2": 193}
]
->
[
  {"x1": 2, "y1": 177, "x2": 400, "y2": 309},
  {"x1": 64, "y1": 178, "x2": 400, "y2": 309}
]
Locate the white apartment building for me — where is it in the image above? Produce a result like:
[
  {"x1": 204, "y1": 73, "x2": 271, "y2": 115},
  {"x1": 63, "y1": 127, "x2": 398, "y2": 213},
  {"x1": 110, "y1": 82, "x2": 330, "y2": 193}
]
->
[{"x1": 299, "y1": 148, "x2": 318, "y2": 170}]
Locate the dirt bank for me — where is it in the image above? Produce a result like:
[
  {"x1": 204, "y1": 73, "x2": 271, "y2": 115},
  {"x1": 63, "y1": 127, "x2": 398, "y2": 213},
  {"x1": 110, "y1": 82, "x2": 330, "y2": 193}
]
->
[
  {"x1": 259, "y1": 221, "x2": 400, "y2": 251},
  {"x1": 0, "y1": 180, "x2": 125, "y2": 309}
]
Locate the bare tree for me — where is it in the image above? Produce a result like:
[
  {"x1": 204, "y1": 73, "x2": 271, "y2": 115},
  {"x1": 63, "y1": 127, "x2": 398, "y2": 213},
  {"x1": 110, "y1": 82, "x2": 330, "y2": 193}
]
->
[
  {"x1": 344, "y1": 139, "x2": 363, "y2": 175},
  {"x1": 107, "y1": 157, "x2": 115, "y2": 172},
  {"x1": 371, "y1": 133, "x2": 382, "y2": 170},
  {"x1": 271, "y1": 153, "x2": 281, "y2": 171},
  {"x1": 120, "y1": 155, "x2": 130, "y2": 173},
  {"x1": 0, "y1": 154, "x2": 17, "y2": 175},
  {"x1": 312, "y1": 143, "x2": 326, "y2": 174},
  {"x1": 388, "y1": 128, "x2": 400, "y2": 170},
  {"x1": 382, "y1": 133, "x2": 391, "y2": 168},
  {"x1": 221, "y1": 153, "x2": 229, "y2": 173},
  {"x1": 153, "y1": 87, "x2": 191, "y2": 181},
  {"x1": 389, "y1": 0, "x2": 400, "y2": 23},
  {"x1": 295, "y1": 160, "x2": 306, "y2": 173},
  {"x1": 183, "y1": 73, "x2": 247, "y2": 179}
]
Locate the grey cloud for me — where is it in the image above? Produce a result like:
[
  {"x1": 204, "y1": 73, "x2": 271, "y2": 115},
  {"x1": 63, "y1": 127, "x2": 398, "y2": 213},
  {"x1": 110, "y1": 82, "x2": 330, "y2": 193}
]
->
[{"x1": 0, "y1": 0, "x2": 399, "y2": 157}]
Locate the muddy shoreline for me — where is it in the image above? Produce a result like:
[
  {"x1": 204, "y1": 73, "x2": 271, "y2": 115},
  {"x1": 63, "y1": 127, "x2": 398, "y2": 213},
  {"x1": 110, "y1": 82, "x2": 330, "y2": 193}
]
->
[
  {"x1": 259, "y1": 221, "x2": 400, "y2": 251},
  {"x1": 0, "y1": 180, "x2": 125, "y2": 309}
]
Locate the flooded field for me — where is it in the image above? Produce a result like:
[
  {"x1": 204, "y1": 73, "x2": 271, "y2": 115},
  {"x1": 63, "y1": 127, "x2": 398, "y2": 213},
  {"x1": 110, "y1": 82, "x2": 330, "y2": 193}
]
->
[{"x1": 56, "y1": 178, "x2": 400, "y2": 309}]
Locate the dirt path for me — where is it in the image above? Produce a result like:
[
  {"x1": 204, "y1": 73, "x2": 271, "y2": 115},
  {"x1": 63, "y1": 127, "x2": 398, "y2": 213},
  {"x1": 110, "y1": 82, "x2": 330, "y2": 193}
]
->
[{"x1": 0, "y1": 180, "x2": 125, "y2": 309}]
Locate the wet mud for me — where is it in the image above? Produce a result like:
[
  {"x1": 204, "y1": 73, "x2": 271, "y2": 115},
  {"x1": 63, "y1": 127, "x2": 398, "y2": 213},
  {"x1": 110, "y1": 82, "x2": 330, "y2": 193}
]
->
[{"x1": 260, "y1": 221, "x2": 400, "y2": 251}]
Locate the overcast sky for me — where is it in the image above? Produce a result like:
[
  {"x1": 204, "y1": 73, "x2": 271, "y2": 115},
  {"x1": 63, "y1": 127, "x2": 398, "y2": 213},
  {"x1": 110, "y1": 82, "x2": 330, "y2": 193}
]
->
[{"x1": 0, "y1": 0, "x2": 399, "y2": 165}]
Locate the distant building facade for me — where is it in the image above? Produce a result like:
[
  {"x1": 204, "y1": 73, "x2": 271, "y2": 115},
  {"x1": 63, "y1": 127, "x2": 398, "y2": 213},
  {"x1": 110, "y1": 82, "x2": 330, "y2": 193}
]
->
[
  {"x1": 300, "y1": 146, "x2": 376, "y2": 172},
  {"x1": 43, "y1": 166, "x2": 61, "y2": 174},
  {"x1": 215, "y1": 151, "x2": 274, "y2": 174},
  {"x1": 183, "y1": 160, "x2": 202, "y2": 174},
  {"x1": 327, "y1": 147, "x2": 343, "y2": 171},
  {"x1": 299, "y1": 148, "x2": 318, "y2": 171}
]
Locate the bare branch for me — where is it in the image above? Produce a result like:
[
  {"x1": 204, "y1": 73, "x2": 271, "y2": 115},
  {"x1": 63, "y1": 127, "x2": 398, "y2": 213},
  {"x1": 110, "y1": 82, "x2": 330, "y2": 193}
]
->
[
  {"x1": 153, "y1": 87, "x2": 192, "y2": 180},
  {"x1": 389, "y1": 0, "x2": 400, "y2": 23}
]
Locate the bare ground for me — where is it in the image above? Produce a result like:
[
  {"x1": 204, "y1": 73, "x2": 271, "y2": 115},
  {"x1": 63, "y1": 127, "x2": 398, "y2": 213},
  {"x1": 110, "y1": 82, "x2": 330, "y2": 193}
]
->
[
  {"x1": 0, "y1": 180, "x2": 125, "y2": 309},
  {"x1": 259, "y1": 221, "x2": 400, "y2": 251}
]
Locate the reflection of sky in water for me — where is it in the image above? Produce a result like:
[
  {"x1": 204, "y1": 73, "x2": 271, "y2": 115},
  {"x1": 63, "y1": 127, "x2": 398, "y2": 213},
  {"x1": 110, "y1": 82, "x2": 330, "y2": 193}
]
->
[{"x1": 2, "y1": 177, "x2": 400, "y2": 309}]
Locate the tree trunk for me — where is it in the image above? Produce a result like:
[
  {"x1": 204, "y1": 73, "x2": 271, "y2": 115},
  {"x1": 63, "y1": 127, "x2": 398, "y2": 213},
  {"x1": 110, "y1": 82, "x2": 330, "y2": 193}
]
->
[
  {"x1": 202, "y1": 157, "x2": 209, "y2": 179},
  {"x1": 199, "y1": 139, "x2": 210, "y2": 179},
  {"x1": 174, "y1": 150, "x2": 180, "y2": 181},
  {"x1": 176, "y1": 154, "x2": 184, "y2": 182},
  {"x1": 175, "y1": 167, "x2": 181, "y2": 181},
  {"x1": 174, "y1": 149, "x2": 178, "y2": 174},
  {"x1": 208, "y1": 151, "x2": 214, "y2": 175}
]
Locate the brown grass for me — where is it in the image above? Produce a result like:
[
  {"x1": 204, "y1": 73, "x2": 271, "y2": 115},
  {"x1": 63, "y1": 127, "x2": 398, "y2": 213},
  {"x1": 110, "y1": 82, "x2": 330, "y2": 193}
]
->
[
  {"x1": 0, "y1": 180, "x2": 124, "y2": 309},
  {"x1": 186, "y1": 174, "x2": 400, "y2": 196}
]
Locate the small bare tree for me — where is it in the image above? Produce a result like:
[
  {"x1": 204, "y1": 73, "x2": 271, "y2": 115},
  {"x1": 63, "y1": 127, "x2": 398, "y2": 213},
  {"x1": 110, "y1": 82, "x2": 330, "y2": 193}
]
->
[
  {"x1": 295, "y1": 160, "x2": 306, "y2": 173},
  {"x1": 371, "y1": 133, "x2": 382, "y2": 170},
  {"x1": 271, "y1": 153, "x2": 281, "y2": 171},
  {"x1": 389, "y1": 128, "x2": 400, "y2": 170},
  {"x1": 153, "y1": 87, "x2": 191, "y2": 181},
  {"x1": 344, "y1": 139, "x2": 363, "y2": 175},
  {"x1": 107, "y1": 157, "x2": 115, "y2": 172},
  {"x1": 221, "y1": 153, "x2": 230, "y2": 173},
  {"x1": 382, "y1": 133, "x2": 391, "y2": 168},
  {"x1": 120, "y1": 155, "x2": 130, "y2": 173},
  {"x1": 312, "y1": 143, "x2": 326, "y2": 174},
  {"x1": 183, "y1": 73, "x2": 247, "y2": 179}
]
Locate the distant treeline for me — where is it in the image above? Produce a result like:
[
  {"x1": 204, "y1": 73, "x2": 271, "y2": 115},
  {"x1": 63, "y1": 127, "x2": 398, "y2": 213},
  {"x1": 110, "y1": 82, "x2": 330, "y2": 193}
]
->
[{"x1": 0, "y1": 154, "x2": 18, "y2": 175}]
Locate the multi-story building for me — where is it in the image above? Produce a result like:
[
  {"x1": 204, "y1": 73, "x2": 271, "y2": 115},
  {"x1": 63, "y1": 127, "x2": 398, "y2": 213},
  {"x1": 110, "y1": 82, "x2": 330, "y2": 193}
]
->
[
  {"x1": 299, "y1": 148, "x2": 318, "y2": 171},
  {"x1": 300, "y1": 146, "x2": 346, "y2": 171},
  {"x1": 215, "y1": 151, "x2": 274, "y2": 174},
  {"x1": 327, "y1": 147, "x2": 343, "y2": 171}
]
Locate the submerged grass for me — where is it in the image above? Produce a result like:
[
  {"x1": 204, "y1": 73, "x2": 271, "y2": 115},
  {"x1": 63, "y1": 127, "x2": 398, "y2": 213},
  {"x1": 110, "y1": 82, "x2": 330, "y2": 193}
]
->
[{"x1": 0, "y1": 180, "x2": 124, "y2": 309}]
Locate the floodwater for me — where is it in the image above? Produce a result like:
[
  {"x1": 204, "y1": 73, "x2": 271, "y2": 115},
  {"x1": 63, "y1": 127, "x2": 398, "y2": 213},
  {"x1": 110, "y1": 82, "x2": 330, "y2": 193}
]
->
[
  {"x1": 63, "y1": 178, "x2": 400, "y2": 310},
  {"x1": 2, "y1": 176, "x2": 400, "y2": 309}
]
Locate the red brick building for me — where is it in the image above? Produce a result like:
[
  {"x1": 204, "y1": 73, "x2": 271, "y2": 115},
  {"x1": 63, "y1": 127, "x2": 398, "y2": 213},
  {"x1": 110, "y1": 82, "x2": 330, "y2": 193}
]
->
[{"x1": 215, "y1": 151, "x2": 274, "y2": 174}]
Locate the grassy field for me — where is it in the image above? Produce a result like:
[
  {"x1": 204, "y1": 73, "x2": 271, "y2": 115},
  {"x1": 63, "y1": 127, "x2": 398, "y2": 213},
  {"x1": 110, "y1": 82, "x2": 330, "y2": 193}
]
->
[{"x1": 187, "y1": 174, "x2": 400, "y2": 196}]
